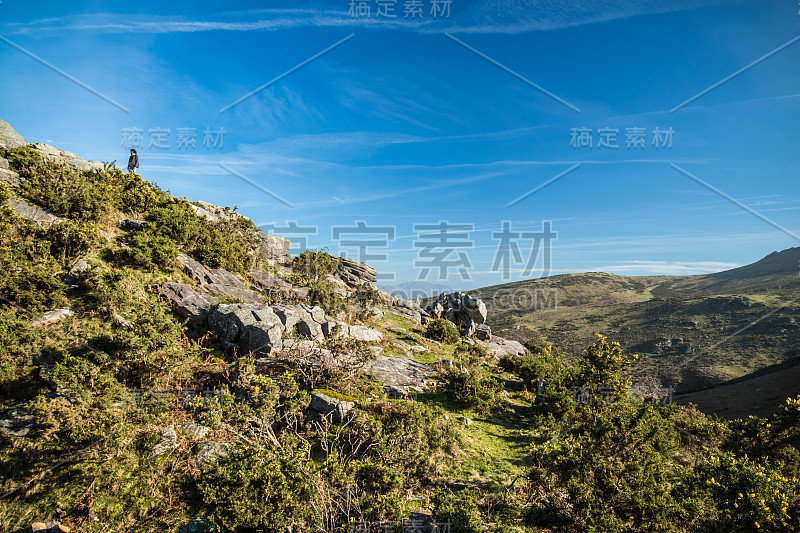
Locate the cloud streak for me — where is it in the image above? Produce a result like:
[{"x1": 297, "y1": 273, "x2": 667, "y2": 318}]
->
[{"x1": 2, "y1": 1, "x2": 745, "y2": 36}]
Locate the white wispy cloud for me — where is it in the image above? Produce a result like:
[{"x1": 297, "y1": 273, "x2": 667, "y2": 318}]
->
[
  {"x1": 1, "y1": 0, "x2": 746, "y2": 36},
  {"x1": 587, "y1": 260, "x2": 741, "y2": 275}
]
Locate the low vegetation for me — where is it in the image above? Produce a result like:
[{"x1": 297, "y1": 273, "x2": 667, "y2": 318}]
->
[{"x1": 0, "y1": 148, "x2": 797, "y2": 532}]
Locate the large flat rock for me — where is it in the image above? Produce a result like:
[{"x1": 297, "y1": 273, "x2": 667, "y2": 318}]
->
[
  {"x1": 160, "y1": 282, "x2": 219, "y2": 320},
  {"x1": 6, "y1": 197, "x2": 66, "y2": 228},
  {"x1": 366, "y1": 355, "x2": 433, "y2": 391}
]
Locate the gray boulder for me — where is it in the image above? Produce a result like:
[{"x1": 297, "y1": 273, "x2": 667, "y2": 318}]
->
[
  {"x1": 253, "y1": 232, "x2": 291, "y2": 261},
  {"x1": 191, "y1": 442, "x2": 232, "y2": 469},
  {"x1": 190, "y1": 201, "x2": 242, "y2": 223},
  {"x1": 0, "y1": 156, "x2": 19, "y2": 188},
  {"x1": 176, "y1": 253, "x2": 210, "y2": 285},
  {"x1": 149, "y1": 425, "x2": 178, "y2": 458},
  {"x1": 366, "y1": 356, "x2": 433, "y2": 391},
  {"x1": 481, "y1": 335, "x2": 526, "y2": 358},
  {"x1": 425, "y1": 292, "x2": 487, "y2": 336},
  {"x1": 0, "y1": 405, "x2": 47, "y2": 436},
  {"x1": 310, "y1": 392, "x2": 354, "y2": 423},
  {"x1": 160, "y1": 282, "x2": 219, "y2": 320},
  {"x1": 250, "y1": 270, "x2": 292, "y2": 290},
  {"x1": 208, "y1": 304, "x2": 284, "y2": 355},
  {"x1": 272, "y1": 305, "x2": 303, "y2": 331},
  {"x1": 347, "y1": 325, "x2": 383, "y2": 342},
  {"x1": 30, "y1": 308, "x2": 74, "y2": 327},
  {"x1": 336, "y1": 257, "x2": 378, "y2": 287}
]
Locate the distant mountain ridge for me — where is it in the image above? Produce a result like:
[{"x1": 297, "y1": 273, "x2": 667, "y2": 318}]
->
[{"x1": 467, "y1": 247, "x2": 800, "y2": 403}]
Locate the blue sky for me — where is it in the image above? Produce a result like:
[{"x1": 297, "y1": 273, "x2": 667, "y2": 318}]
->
[{"x1": 1, "y1": 0, "x2": 798, "y2": 290}]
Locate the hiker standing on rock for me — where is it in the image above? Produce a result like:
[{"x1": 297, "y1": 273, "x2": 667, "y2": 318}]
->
[{"x1": 127, "y1": 148, "x2": 139, "y2": 173}]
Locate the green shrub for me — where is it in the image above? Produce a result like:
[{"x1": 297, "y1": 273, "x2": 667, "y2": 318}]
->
[
  {"x1": 454, "y1": 342, "x2": 487, "y2": 365},
  {"x1": 291, "y1": 249, "x2": 341, "y2": 284},
  {"x1": 426, "y1": 318, "x2": 461, "y2": 343},
  {"x1": 46, "y1": 220, "x2": 101, "y2": 261},
  {"x1": 431, "y1": 488, "x2": 484, "y2": 533},
  {"x1": 126, "y1": 228, "x2": 178, "y2": 270},
  {"x1": 200, "y1": 447, "x2": 316, "y2": 532},
  {"x1": 440, "y1": 365, "x2": 504, "y2": 414}
]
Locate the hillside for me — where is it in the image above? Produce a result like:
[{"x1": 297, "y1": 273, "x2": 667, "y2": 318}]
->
[
  {"x1": 469, "y1": 254, "x2": 800, "y2": 397},
  {"x1": 0, "y1": 119, "x2": 798, "y2": 533}
]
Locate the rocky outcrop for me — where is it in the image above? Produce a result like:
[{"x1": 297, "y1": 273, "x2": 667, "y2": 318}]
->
[
  {"x1": 190, "y1": 201, "x2": 243, "y2": 223},
  {"x1": 209, "y1": 304, "x2": 285, "y2": 355},
  {"x1": 0, "y1": 118, "x2": 26, "y2": 149},
  {"x1": 176, "y1": 253, "x2": 263, "y2": 304},
  {"x1": 336, "y1": 257, "x2": 378, "y2": 288},
  {"x1": 426, "y1": 292, "x2": 487, "y2": 336},
  {"x1": 250, "y1": 269, "x2": 292, "y2": 291},
  {"x1": 5, "y1": 197, "x2": 66, "y2": 228},
  {"x1": 475, "y1": 323, "x2": 491, "y2": 341},
  {"x1": 0, "y1": 156, "x2": 20, "y2": 188},
  {"x1": 62, "y1": 259, "x2": 98, "y2": 289},
  {"x1": 322, "y1": 320, "x2": 383, "y2": 342},
  {"x1": 29, "y1": 142, "x2": 104, "y2": 172},
  {"x1": 0, "y1": 404, "x2": 47, "y2": 436},
  {"x1": 703, "y1": 296, "x2": 752, "y2": 312},
  {"x1": 385, "y1": 295, "x2": 428, "y2": 324},
  {"x1": 161, "y1": 282, "x2": 219, "y2": 321},
  {"x1": 252, "y1": 232, "x2": 291, "y2": 261}
]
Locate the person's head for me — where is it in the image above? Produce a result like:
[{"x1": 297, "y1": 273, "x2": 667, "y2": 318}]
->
[{"x1": 130, "y1": 149, "x2": 137, "y2": 155}]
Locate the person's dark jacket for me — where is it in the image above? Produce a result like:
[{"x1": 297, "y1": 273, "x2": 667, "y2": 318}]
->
[{"x1": 128, "y1": 153, "x2": 139, "y2": 169}]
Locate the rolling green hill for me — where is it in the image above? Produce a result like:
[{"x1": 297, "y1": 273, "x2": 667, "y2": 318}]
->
[{"x1": 470, "y1": 249, "x2": 800, "y2": 402}]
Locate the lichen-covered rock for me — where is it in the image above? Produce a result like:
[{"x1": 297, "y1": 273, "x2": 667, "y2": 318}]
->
[
  {"x1": 366, "y1": 356, "x2": 433, "y2": 392},
  {"x1": 310, "y1": 392, "x2": 354, "y2": 423},
  {"x1": 0, "y1": 405, "x2": 47, "y2": 436},
  {"x1": 62, "y1": 259, "x2": 97, "y2": 289},
  {"x1": 481, "y1": 335, "x2": 526, "y2": 358},
  {"x1": 149, "y1": 425, "x2": 178, "y2": 458},
  {"x1": 336, "y1": 256, "x2": 378, "y2": 287}
]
